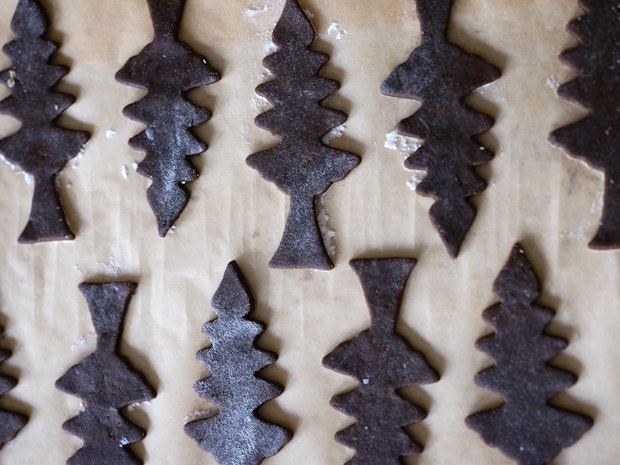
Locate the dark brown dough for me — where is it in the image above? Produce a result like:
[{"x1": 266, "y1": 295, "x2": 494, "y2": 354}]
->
[
  {"x1": 550, "y1": 0, "x2": 620, "y2": 249},
  {"x1": 381, "y1": 0, "x2": 500, "y2": 258},
  {"x1": 323, "y1": 258, "x2": 438, "y2": 463},
  {"x1": 116, "y1": 0, "x2": 220, "y2": 236},
  {"x1": 0, "y1": 327, "x2": 27, "y2": 448},
  {"x1": 247, "y1": 0, "x2": 360, "y2": 270},
  {"x1": 56, "y1": 282, "x2": 155, "y2": 465},
  {"x1": 0, "y1": 0, "x2": 89, "y2": 243},
  {"x1": 466, "y1": 244, "x2": 592, "y2": 465},
  {"x1": 185, "y1": 262, "x2": 291, "y2": 464}
]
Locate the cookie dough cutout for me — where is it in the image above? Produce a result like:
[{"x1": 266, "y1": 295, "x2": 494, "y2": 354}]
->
[
  {"x1": 466, "y1": 244, "x2": 593, "y2": 464},
  {"x1": 323, "y1": 258, "x2": 439, "y2": 464},
  {"x1": 185, "y1": 262, "x2": 291, "y2": 465},
  {"x1": 0, "y1": 326, "x2": 27, "y2": 448},
  {"x1": 381, "y1": 0, "x2": 500, "y2": 258},
  {"x1": 116, "y1": 0, "x2": 220, "y2": 236},
  {"x1": 0, "y1": 0, "x2": 90, "y2": 243},
  {"x1": 550, "y1": 0, "x2": 620, "y2": 249},
  {"x1": 56, "y1": 282, "x2": 155, "y2": 465},
  {"x1": 247, "y1": 0, "x2": 360, "y2": 270}
]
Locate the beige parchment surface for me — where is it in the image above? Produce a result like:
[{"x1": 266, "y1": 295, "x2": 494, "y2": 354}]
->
[{"x1": 0, "y1": 0, "x2": 618, "y2": 464}]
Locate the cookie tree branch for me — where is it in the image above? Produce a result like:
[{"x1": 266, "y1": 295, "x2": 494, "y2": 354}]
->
[
  {"x1": 0, "y1": 327, "x2": 27, "y2": 447},
  {"x1": 550, "y1": 0, "x2": 620, "y2": 248},
  {"x1": 185, "y1": 262, "x2": 291, "y2": 465},
  {"x1": 56, "y1": 282, "x2": 155, "y2": 465},
  {"x1": 116, "y1": 0, "x2": 220, "y2": 236},
  {"x1": 381, "y1": 0, "x2": 500, "y2": 257},
  {"x1": 466, "y1": 244, "x2": 592, "y2": 465},
  {"x1": 0, "y1": 0, "x2": 89, "y2": 243},
  {"x1": 323, "y1": 258, "x2": 438, "y2": 463},
  {"x1": 247, "y1": 0, "x2": 360, "y2": 270}
]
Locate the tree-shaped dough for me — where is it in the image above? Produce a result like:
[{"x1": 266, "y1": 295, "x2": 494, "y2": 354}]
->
[
  {"x1": 550, "y1": 0, "x2": 620, "y2": 248},
  {"x1": 185, "y1": 262, "x2": 290, "y2": 465},
  {"x1": 116, "y1": 0, "x2": 220, "y2": 236},
  {"x1": 0, "y1": 0, "x2": 90, "y2": 243},
  {"x1": 0, "y1": 326, "x2": 27, "y2": 447},
  {"x1": 381, "y1": 0, "x2": 500, "y2": 257},
  {"x1": 466, "y1": 244, "x2": 592, "y2": 465},
  {"x1": 323, "y1": 258, "x2": 438, "y2": 463},
  {"x1": 56, "y1": 282, "x2": 155, "y2": 465},
  {"x1": 247, "y1": 0, "x2": 360, "y2": 270}
]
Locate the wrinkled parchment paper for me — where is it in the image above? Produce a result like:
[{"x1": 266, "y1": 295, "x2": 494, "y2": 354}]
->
[{"x1": 0, "y1": 0, "x2": 618, "y2": 464}]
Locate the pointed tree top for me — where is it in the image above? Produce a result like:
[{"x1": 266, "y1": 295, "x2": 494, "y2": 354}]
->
[
  {"x1": 273, "y1": 0, "x2": 314, "y2": 48},
  {"x1": 147, "y1": 0, "x2": 185, "y2": 39},
  {"x1": 350, "y1": 258, "x2": 416, "y2": 323},
  {"x1": 212, "y1": 262, "x2": 255, "y2": 319},
  {"x1": 11, "y1": 0, "x2": 48, "y2": 38},
  {"x1": 493, "y1": 244, "x2": 541, "y2": 304},
  {"x1": 78, "y1": 282, "x2": 137, "y2": 339}
]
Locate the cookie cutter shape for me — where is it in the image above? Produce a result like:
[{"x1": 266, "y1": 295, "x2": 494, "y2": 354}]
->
[
  {"x1": 116, "y1": 0, "x2": 220, "y2": 236},
  {"x1": 0, "y1": 0, "x2": 90, "y2": 243},
  {"x1": 550, "y1": 1, "x2": 620, "y2": 249},
  {"x1": 323, "y1": 258, "x2": 439, "y2": 463},
  {"x1": 56, "y1": 282, "x2": 155, "y2": 465},
  {"x1": 247, "y1": 0, "x2": 360, "y2": 270},
  {"x1": 466, "y1": 244, "x2": 593, "y2": 465},
  {"x1": 185, "y1": 262, "x2": 291, "y2": 465},
  {"x1": 0, "y1": 327, "x2": 27, "y2": 448},
  {"x1": 381, "y1": 0, "x2": 500, "y2": 258}
]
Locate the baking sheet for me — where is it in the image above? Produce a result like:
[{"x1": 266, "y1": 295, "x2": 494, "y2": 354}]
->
[{"x1": 0, "y1": 0, "x2": 618, "y2": 464}]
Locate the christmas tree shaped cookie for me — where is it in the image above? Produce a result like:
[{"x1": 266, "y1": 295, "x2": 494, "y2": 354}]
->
[
  {"x1": 247, "y1": 0, "x2": 360, "y2": 270},
  {"x1": 185, "y1": 262, "x2": 290, "y2": 464},
  {"x1": 381, "y1": 0, "x2": 500, "y2": 257},
  {"x1": 56, "y1": 282, "x2": 155, "y2": 465},
  {"x1": 0, "y1": 0, "x2": 89, "y2": 243},
  {"x1": 324, "y1": 258, "x2": 438, "y2": 463},
  {"x1": 466, "y1": 244, "x2": 592, "y2": 464},
  {"x1": 116, "y1": 0, "x2": 220, "y2": 236},
  {"x1": 550, "y1": 0, "x2": 620, "y2": 248},
  {"x1": 0, "y1": 326, "x2": 27, "y2": 448}
]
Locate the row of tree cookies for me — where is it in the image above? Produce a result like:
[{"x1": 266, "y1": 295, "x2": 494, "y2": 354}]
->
[
  {"x1": 2, "y1": 0, "x2": 614, "y2": 266},
  {"x1": 0, "y1": 244, "x2": 592, "y2": 465}
]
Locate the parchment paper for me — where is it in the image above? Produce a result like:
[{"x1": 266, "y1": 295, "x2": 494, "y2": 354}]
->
[{"x1": 0, "y1": 0, "x2": 617, "y2": 464}]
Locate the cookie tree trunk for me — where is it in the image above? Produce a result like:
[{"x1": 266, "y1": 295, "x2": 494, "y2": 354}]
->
[
  {"x1": 0, "y1": 0, "x2": 89, "y2": 243},
  {"x1": 247, "y1": 0, "x2": 359, "y2": 270}
]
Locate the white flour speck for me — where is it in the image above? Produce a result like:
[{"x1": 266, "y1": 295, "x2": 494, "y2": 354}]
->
[
  {"x1": 120, "y1": 165, "x2": 128, "y2": 179},
  {"x1": 71, "y1": 336, "x2": 87, "y2": 351},
  {"x1": 316, "y1": 196, "x2": 336, "y2": 258},
  {"x1": 97, "y1": 257, "x2": 121, "y2": 276},
  {"x1": 245, "y1": 4, "x2": 270, "y2": 18},
  {"x1": 406, "y1": 171, "x2": 427, "y2": 191},
  {"x1": 322, "y1": 21, "x2": 348, "y2": 40},
  {"x1": 384, "y1": 130, "x2": 423, "y2": 153},
  {"x1": 127, "y1": 400, "x2": 151, "y2": 412},
  {"x1": 322, "y1": 124, "x2": 345, "y2": 144},
  {"x1": 546, "y1": 75, "x2": 559, "y2": 90},
  {"x1": 184, "y1": 410, "x2": 214, "y2": 423},
  {"x1": 106, "y1": 129, "x2": 117, "y2": 139}
]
